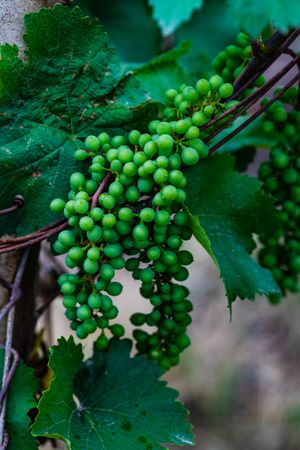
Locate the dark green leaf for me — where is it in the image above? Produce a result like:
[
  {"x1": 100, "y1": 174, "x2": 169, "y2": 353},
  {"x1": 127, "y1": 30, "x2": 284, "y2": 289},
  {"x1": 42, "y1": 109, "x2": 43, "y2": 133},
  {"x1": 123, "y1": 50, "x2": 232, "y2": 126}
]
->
[
  {"x1": 185, "y1": 153, "x2": 281, "y2": 310},
  {"x1": 175, "y1": 0, "x2": 239, "y2": 75},
  {"x1": 133, "y1": 42, "x2": 191, "y2": 103},
  {"x1": 227, "y1": 0, "x2": 300, "y2": 37},
  {"x1": 149, "y1": 0, "x2": 203, "y2": 36},
  {"x1": 32, "y1": 337, "x2": 193, "y2": 450},
  {"x1": 0, "y1": 5, "x2": 156, "y2": 236},
  {"x1": 73, "y1": 0, "x2": 161, "y2": 63},
  {"x1": 0, "y1": 44, "x2": 23, "y2": 104},
  {"x1": 0, "y1": 350, "x2": 39, "y2": 449}
]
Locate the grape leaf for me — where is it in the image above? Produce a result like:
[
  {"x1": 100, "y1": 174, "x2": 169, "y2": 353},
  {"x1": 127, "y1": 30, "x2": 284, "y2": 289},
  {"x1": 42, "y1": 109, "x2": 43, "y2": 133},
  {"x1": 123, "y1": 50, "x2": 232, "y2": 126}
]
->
[
  {"x1": 175, "y1": 0, "x2": 239, "y2": 75},
  {"x1": 132, "y1": 42, "x2": 191, "y2": 103},
  {"x1": 185, "y1": 153, "x2": 281, "y2": 310},
  {"x1": 227, "y1": 0, "x2": 300, "y2": 37},
  {"x1": 149, "y1": 0, "x2": 203, "y2": 36},
  {"x1": 73, "y1": 0, "x2": 161, "y2": 63},
  {"x1": 0, "y1": 350, "x2": 39, "y2": 450},
  {"x1": 32, "y1": 337, "x2": 194, "y2": 450},
  {"x1": 0, "y1": 5, "x2": 156, "y2": 237},
  {"x1": 0, "y1": 44, "x2": 23, "y2": 104}
]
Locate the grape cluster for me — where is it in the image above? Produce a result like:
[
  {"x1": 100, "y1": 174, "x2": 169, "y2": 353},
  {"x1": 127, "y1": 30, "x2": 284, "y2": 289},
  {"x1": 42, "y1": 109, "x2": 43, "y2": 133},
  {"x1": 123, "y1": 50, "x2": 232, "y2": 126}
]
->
[
  {"x1": 258, "y1": 87, "x2": 300, "y2": 297},
  {"x1": 50, "y1": 76, "x2": 235, "y2": 368},
  {"x1": 212, "y1": 32, "x2": 264, "y2": 93}
]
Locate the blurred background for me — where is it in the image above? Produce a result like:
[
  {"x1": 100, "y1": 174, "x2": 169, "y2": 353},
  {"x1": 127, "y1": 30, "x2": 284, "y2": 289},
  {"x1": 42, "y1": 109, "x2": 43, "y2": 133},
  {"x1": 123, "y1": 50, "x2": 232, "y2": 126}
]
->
[{"x1": 34, "y1": 1, "x2": 300, "y2": 448}]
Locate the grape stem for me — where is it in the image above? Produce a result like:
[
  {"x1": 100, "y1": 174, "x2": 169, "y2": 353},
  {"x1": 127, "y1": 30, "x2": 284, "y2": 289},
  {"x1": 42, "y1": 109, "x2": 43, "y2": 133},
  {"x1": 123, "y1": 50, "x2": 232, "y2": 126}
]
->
[
  {"x1": 91, "y1": 173, "x2": 112, "y2": 209},
  {"x1": 284, "y1": 48, "x2": 300, "y2": 110},
  {"x1": 208, "y1": 72, "x2": 300, "y2": 154},
  {"x1": 0, "y1": 196, "x2": 24, "y2": 216},
  {"x1": 0, "y1": 249, "x2": 29, "y2": 446}
]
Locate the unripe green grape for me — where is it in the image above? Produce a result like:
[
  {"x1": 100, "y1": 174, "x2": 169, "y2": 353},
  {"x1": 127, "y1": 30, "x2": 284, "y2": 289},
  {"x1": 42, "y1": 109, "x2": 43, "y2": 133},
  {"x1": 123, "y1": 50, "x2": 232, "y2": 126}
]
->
[
  {"x1": 74, "y1": 198, "x2": 89, "y2": 214},
  {"x1": 272, "y1": 153, "x2": 289, "y2": 169},
  {"x1": 173, "y1": 267, "x2": 189, "y2": 281},
  {"x1": 161, "y1": 185, "x2": 178, "y2": 201},
  {"x1": 123, "y1": 162, "x2": 137, "y2": 177},
  {"x1": 155, "y1": 210, "x2": 170, "y2": 226},
  {"x1": 137, "y1": 177, "x2": 154, "y2": 193},
  {"x1": 157, "y1": 121, "x2": 172, "y2": 135},
  {"x1": 178, "y1": 249, "x2": 193, "y2": 265},
  {"x1": 106, "y1": 149, "x2": 119, "y2": 162},
  {"x1": 178, "y1": 100, "x2": 190, "y2": 114},
  {"x1": 110, "y1": 324, "x2": 125, "y2": 337},
  {"x1": 174, "y1": 93, "x2": 183, "y2": 108},
  {"x1": 104, "y1": 243, "x2": 122, "y2": 258},
  {"x1": 128, "y1": 129, "x2": 141, "y2": 145},
  {"x1": 181, "y1": 147, "x2": 199, "y2": 165},
  {"x1": 111, "y1": 135, "x2": 126, "y2": 148},
  {"x1": 209, "y1": 74, "x2": 224, "y2": 93},
  {"x1": 82, "y1": 318, "x2": 97, "y2": 334},
  {"x1": 118, "y1": 173, "x2": 132, "y2": 186},
  {"x1": 85, "y1": 135, "x2": 100, "y2": 151},
  {"x1": 110, "y1": 256, "x2": 126, "y2": 269},
  {"x1": 173, "y1": 119, "x2": 188, "y2": 134},
  {"x1": 103, "y1": 305, "x2": 118, "y2": 320},
  {"x1": 99, "y1": 193, "x2": 116, "y2": 209},
  {"x1": 140, "y1": 207, "x2": 155, "y2": 222},
  {"x1": 100, "y1": 264, "x2": 115, "y2": 280},
  {"x1": 140, "y1": 268, "x2": 155, "y2": 283},
  {"x1": 50, "y1": 198, "x2": 65, "y2": 213},
  {"x1": 68, "y1": 246, "x2": 84, "y2": 261},
  {"x1": 87, "y1": 225, "x2": 102, "y2": 242},
  {"x1": 168, "y1": 170, "x2": 185, "y2": 187},
  {"x1": 153, "y1": 168, "x2": 169, "y2": 184},
  {"x1": 74, "y1": 149, "x2": 89, "y2": 161},
  {"x1": 147, "y1": 246, "x2": 161, "y2": 260},
  {"x1": 219, "y1": 83, "x2": 234, "y2": 98},
  {"x1": 133, "y1": 223, "x2": 149, "y2": 240},
  {"x1": 157, "y1": 135, "x2": 174, "y2": 156},
  {"x1": 87, "y1": 247, "x2": 100, "y2": 261},
  {"x1": 153, "y1": 192, "x2": 167, "y2": 207},
  {"x1": 63, "y1": 295, "x2": 77, "y2": 309},
  {"x1": 165, "y1": 88, "x2": 178, "y2": 103},
  {"x1": 182, "y1": 86, "x2": 199, "y2": 102},
  {"x1": 111, "y1": 159, "x2": 122, "y2": 172},
  {"x1": 97, "y1": 317, "x2": 109, "y2": 329},
  {"x1": 185, "y1": 126, "x2": 199, "y2": 140},
  {"x1": 133, "y1": 152, "x2": 147, "y2": 167},
  {"x1": 283, "y1": 168, "x2": 298, "y2": 184},
  {"x1": 273, "y1": 107, "x2": 287, "y2": 122},
  {"x1": 88, "y1": 293, "x2": 102, "y2": 309},
  {"x1": 139, "y1": 133, "x2": 152, "y2": 147},
  {"x1": 102, "y1": 213, "x2": 117, "y2": 228},
  {"x1": 65, "y1": 256, "x2": 77, "y2": 268},
  {"x1": 203, "y1": 104, "x2": 215, "y2": 117},
  {"x1": 169, "y1": 153, "x2": 182, "y2": 169},
  {"x1": 196, "y1": 79, "x2": 210, "y2": 96},
  {"x1": 77, "y1": 304, "x2": 92, "y2": 321},
  {"x1": 96, "y1": 334, "x2": 109, "y2": 350},
  {"x1": 116, "y1": 220, "x2": 131, "y2": 235},
  {"x1": 153, "y1": 233, "x2": 167, "y2": 244},
  {"x1": 180, "y1": 226, "x2": 192, "y2": 240},
  {"x1": 118, "y1": 207, "x2": 134, "y2": 222},
  {"x1": 109, "y1": 181, "x2": 124, "y2": 197},
  {"x1": 156, "y1": 156, "x2": 169, "y2": 168},
  {"x1": 70, "y1": 172, "x2": 86, "y2": 191},
  {"x1": 143, "y1": 160, "x2": 156, "y2": 175},
  {"x1": 58, "y1": 230, "x2": 75, "y2": 247},
  {"x1": 162, "y1": 250, "x2": 177, "y2": 266},
  {"x1": 79, "y1": 216, "x2": 94, "y2": 231},
  {"x1": 192, "y1": 111, "x2": 208, "y2": 127},
  {"x1": 88, "y1": 208, "x2": 103, "y2": 222},
  {"x1": 83, "y1": 258, "x2": 99, "y2": 274},
  {"x1": 90, "y1": 163, "x2": 104, "y2": 174},
  {"x1": 167, "y1": 235, "x2": 182, "y2": 249},
  {"x1": 106, "y1": 281, "x2": 123, "y2": 296},
  {"x1": 76, "y1": 325, "x2": 88, "y2": 340}
]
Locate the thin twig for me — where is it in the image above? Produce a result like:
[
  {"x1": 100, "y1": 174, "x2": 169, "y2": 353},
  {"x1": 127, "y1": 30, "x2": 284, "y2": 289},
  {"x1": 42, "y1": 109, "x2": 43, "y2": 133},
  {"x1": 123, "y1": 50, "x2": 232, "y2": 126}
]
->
[
  {"x1": 209, "y1": 73, "x2": 300, "y2": 154},
  {"x1": 91, "y1": 173, "x2": 112, "y2": 209},
  {"x1": 0, "y1": 249, "x2": 30, "y2": 445},
  {"x1": 0, "y1": 196, "x2": 24, "y2": 217},
  {"x1": 0, "y1": 219, "x2": 66, "y2": 245},
  {"x1": 284, "y1": 48, "x2": 300, "y2": 110}
]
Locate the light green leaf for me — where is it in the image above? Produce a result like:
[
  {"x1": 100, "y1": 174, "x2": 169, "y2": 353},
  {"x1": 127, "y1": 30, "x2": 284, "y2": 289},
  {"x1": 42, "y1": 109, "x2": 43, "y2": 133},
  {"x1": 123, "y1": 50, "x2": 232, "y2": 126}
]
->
[
  {"x1": 149, "y1": 0, "x2": 203, "y2": 36},
  {"x1": 227, "y1": 0, "x2": 300, "y2": 37},
  {"x1": 32, "y1": 337, "x2": 194, "y2": 450},
  {"x1": 0, "y1": 5, "x2": 156, "y2": 237},
  {"x1": 185, "y1": 153, "x2": 281, "y2": 310},
  {"x1": 0, "y1": 350, "x2": 39, "y2": 449}
]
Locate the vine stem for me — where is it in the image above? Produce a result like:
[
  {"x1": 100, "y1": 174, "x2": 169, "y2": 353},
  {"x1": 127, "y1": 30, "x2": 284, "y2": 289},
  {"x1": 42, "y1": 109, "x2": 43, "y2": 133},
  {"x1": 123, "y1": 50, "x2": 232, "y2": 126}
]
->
[
  {"x1": 208, "y1": 73, "x2": 300, "y2": 154},
  {"x1": 284, "y1": 48, "x2": 300, "y2": 110},
  {"x1": 0, "y1": 249, "x2": 29, "y2": 446},
  {"x1": 91, "y1": 173, "x2": 112, "y2": 209},
  {"x1": 0, "y1": 196, "x2": 24, "y2": 216}
]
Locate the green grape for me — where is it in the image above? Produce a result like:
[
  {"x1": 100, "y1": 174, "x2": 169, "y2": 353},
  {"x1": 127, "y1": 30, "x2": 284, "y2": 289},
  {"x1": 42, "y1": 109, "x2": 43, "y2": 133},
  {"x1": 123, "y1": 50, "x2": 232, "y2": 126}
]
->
[
  {"x1": 100, "y1": 264, "x2": 115, "y2": 280},
  {"x1": 79, "y1": 216, "x2": 94, "y2": 231},
  {"x1": 140, "y1": 207, "x2": 155, "y2": 222},
  {"x1": 68, "y1": 246, "x2": 84, "y2": 261},
  {"x1": 110, "y1": 324, "x2": 125, "y2": 337},
  {"x1": 96, "y1": 334, "x2": 109, "y2": 350},
  {"x1": 70, "y1": 172, "x2": 85, "y2": 190},
  {"x1": 83, "y1": 258, "x2": 99, "y2": 274},
  {"x1": 196, "y1": 79, "x2": 210, "y2": 96},
  {"x1": 50, "y1": 198, "x2": 65, "y2": 213},
  {"x1": 87, "y1": 225, "x2": 102, "y2": 242},
  {"x1": 58, "y1": 230, "x2": 75, "y2": 247},
  {"x1": 88, "y1": 293, "x2": 102, "y2": 309},
  {"x1": 133, "y1": 224, "x2": 149, "y2": 241},
  {"x1": 85, "y1": 135, "x2": 100, "y2": 151},
  {"x1": 181, "y1": 147, "x2": 199, "y2": 165}
]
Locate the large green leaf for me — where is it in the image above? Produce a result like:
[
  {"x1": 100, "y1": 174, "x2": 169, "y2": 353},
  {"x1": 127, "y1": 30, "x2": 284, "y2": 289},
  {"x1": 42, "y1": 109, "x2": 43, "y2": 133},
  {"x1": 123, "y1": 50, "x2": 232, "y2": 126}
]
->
[
  {"x1": 0, "y1": 5, "x2": 156, "y2": 237},
  {"x1": 175, "y1": 0, "x2": 239, "y2": 75},
  {"x1": 227, "y1": 0, "x2": 300, "y2": 37},
  {"x1": 32, "y1": 337, "x2": 193, "y2": 450},
  {"x1": 0, "y1": 350, "x2": 39, "y2": 450},
  {"x1": 185, "y1": 153, "x2": 281, "y2": 310},
  {"x1": 74, "y1": 0, "x2": 161, "y2": 63},
  {"x1": 149, "y1": 0, "x2": 203, "y2": 36}
]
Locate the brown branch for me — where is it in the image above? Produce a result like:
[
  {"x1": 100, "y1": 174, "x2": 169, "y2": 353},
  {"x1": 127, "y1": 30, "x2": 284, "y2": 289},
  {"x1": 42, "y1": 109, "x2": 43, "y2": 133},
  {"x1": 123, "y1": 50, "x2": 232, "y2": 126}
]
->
[
  {"x1": 284, "y1": 48, "x2": 300, "y2": 110},
  {"x1": 91, "y1": 173, "x2": 112, "y2": 209},
  {"x1": 0, "y1": 196, "x2": 24, "y2": 216},
  {"x1": 208, "y1": 73, "x2": 300, "y2": 154}
]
